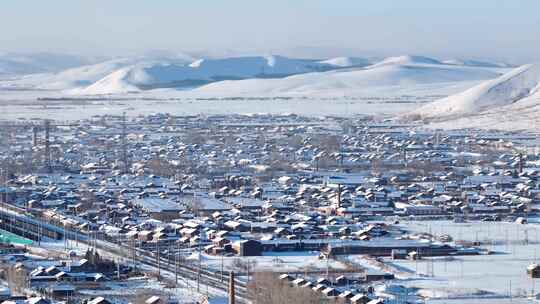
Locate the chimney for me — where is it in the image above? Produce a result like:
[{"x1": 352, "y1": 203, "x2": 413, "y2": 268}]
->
[{"x1": 229, "y1": 271, "x2": 235, "y2": 304}]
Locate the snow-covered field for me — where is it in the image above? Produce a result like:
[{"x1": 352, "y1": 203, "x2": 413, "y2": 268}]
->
[
  {"x1": 387, "y1": 220, "x2": 540, "y2": 302},
  {"x1": 201, "y1": 251, "x2": 347, "y2": 274},
  {"x1": 0, "y1": 97, "x2": 420, "y2": 121}
]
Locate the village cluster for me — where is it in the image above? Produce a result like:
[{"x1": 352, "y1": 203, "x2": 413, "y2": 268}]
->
[{"x1": 0, "y1": 113, "x2": 539, "y2": 303}]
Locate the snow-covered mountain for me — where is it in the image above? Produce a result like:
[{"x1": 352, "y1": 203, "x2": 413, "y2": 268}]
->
[
  {"x1": 1, "y1": 57, "x2": 142, "y2": 90},
  {"x1": 410, "y1": 63, "x2": 540, "y2": 119},
  {"x1": 1, "y1": 55, "x2": 338, "y2": 94},
  {"x1": 192, "y1": 55, "x2": 503, "y2": 96},
  {"x1": 0, "y1": 53, "x2": 510, "y2": 97},
  {"x1": 76, "y1": 55, "x2": 338, "y2": 94}
]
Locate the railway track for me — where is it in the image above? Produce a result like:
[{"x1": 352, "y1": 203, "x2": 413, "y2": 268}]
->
[{"x1": 0, "y1": 209, "x2": 250, "y2": 303}]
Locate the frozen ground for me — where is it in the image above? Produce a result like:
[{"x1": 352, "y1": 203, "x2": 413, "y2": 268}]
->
[
  {"x1": 202, "y1": 251, "x2": 347, "y2": 274},
  {"x1": 0, "y1": 78, "x2": 482, "y2": 121},
  {"x1": 0, "y1": 98, "x2": 416, "y2": 121},
  {"x1": 385, "y1": 219, "x2": 540, "y2": 302}
]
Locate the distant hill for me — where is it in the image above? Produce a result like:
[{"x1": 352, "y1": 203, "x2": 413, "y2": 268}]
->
[
  {"x1": 317, "y1": 57, "x2": 372, "y2": 68},
  {"x1": 75, "y1": 55, "x2": 336, "y2": 94},
  {"x1": 0, "y1": 53, "x2": 510, "y2": 97},
  {"x1": 193, "y1": 55, "x2": 503, "y2": 97},
  {"x1": 410, "y1": 63, "x2": 540, "y2": 119}
]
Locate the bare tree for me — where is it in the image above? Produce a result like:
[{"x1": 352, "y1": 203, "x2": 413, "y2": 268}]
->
[
  {"x1": 0, "y1": 263, "x2": 28, "y2": 293},
  {"x1": 248, "y1": 272, "x2": 323, "y2": 304}
]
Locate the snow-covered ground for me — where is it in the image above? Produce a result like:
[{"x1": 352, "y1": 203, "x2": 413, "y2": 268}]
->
[
  {"x1": 385, "y1": 220, "x2": 540, "y2": 302},
  {"x1": 202, "y1": 251, "x2": 347, "y2": 274}
]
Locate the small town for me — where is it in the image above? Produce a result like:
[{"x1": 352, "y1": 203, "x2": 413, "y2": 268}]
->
[{"x1": 0, "y1": 113, "x2": 538, "y2": 303}]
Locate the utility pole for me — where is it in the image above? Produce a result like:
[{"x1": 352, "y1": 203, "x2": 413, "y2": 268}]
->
[
  {"x1": 228, "y1": 271, "x2": 236, "y2": 304},
  {"x1": 518, "y1": 152, "x2": 524, "y2": 174},
  {"x1": 175, "y1": 247, "x2": 178, "y2": 286},
  {"x1": 132, "y1": 238, "x2": 136, "y2": 270},
  {"x1": 197, "y1": 229, "x2": 202, "y2": 292},
  {"x1": 403, "y1": 146, "x2": 407, "y2": 167},
  {"x1": 337, "y1": 184, "x2": 342, "y2": 209},
  {"x1": 121, "y1": 112, "x2": 129, "y2": 173},
  {"x1": 156, "y1": 241, "x2": 161, "y2": 281},
  {"x1": 44, "y1": 120, "x2": 51, "y2": 173},
  {"x1": 221, "y1": 254, "x2": 224, "y2": 282},
  {"x1": 32, "y1": 126, "x2": 38, "y2": 147}
]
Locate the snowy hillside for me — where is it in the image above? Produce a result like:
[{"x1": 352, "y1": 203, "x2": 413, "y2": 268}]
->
[
  {"x1": 368, "y1": 55, "x2": 442, "y2": 68},
  {"x1": 0, "y1": 54, "x2": 510, "y2": 97},
  {"x1": 411, "y1": 64, "x2": 540, "y2": 119},
  {"x1": 75, "y1": 55, "x2": 335, "y2": 94},
  {"x1": 317, "y1": 57, "x2": 372, "y2": 68},
  {"x1": 193, "y1": 56, "x2": 502, "y2": 96},
  {"x1": 1, "y1": 57, "x2": 147, "y2": 90},
  {"x1": 442, "y1": 59, "x2": 512, "y2": 68}
]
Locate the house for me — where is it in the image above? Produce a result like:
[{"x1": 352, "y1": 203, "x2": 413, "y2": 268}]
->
[
  {"x1": 321, "y1": 287, "x2": 339, "y2": 297},
  {"x1": 26, "y1": 298, "x2": 51, "y2": 304},
  {"x1": 350, "y1": 294, "x2": 371, "y2": 304},
  {"x1": 146, "y1": 296, "x2": 165, "y2": 304},
  {"x1": 46, "y1": 284, "x2": 76, "y2": 297},
  {"x1": 528, "y1": 264, "x2": 540, "y2": 278},
  {"x1": 338, "y1": 290, "x2": 355, "y2": 300},
  {"x1": 232, "y1": 240, "x2": 262, "y2": 256},
  {"x1": 88, "y1": 297, "x2": 112, "y2": 304},
  {"x1": 335, "y1": 275, "x2": 348, "y2": 286},
  {"x1": 279, "y1": 274, "x2": 293, "y2": 281},
  {"x1": 364, "y1": 270, "x2": 394, "y2": 282}
]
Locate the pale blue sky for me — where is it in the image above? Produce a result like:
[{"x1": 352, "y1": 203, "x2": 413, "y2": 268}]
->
[{"x1": 2, "y1": 0, "x2": 539, "y2": 62}]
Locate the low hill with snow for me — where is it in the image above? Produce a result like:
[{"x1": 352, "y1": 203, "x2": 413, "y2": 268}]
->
[
  {"x1": 442, "y1": 59, "x2": 512, "y2": 68},
  {"x1": 410, "y1": 64, "x2": 540, "y2": 119},
  {"x1": 368, "y1": 55, "x2": 442, "y2": 68},
  {"x1": 77, "y1": 55, "x2": 336, "y2": 94},
  {"x1": 317, "y1": 57, "x2": 372, "y2": 68},
  {"x1": 193, "y1": 55, "x2": 502, "y2": 97},
  {"x1": 1, "y1": 57, "x2": 151, "y2": 90},
  {"x1": 0, "y1": 54, "x2": 510, "y2": 97}
]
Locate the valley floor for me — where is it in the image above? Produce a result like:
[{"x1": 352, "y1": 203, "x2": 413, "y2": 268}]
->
[{"x1": 0, "y1": 97, "x2": 420, "y2": 121}]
